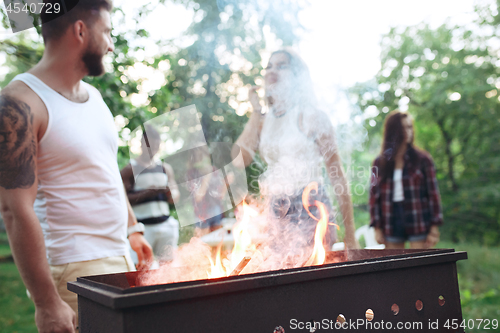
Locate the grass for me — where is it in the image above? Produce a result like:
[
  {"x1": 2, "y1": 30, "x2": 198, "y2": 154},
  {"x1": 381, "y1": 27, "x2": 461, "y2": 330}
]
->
[
  {"x1": 439, "y1": 241, "x2": 500, "y2": 330},
  {"x1": 0, "y1": 232, "x2": 499, "y2": 333}
]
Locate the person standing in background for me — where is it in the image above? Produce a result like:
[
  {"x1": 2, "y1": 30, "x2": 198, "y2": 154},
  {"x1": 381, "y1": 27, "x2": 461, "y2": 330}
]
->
[
  {"x1": 369, "y1": 110, "x2": 442, "y2": 249},
  {"x1": 0, "y1": 1, "x2": 153, "y2": 332},
  {"x1": 121, "y1": 125, "x2": 180, "y2": 263},
  {"x1": 232, "y1": 49, "x2": 358, "y2": 250}
]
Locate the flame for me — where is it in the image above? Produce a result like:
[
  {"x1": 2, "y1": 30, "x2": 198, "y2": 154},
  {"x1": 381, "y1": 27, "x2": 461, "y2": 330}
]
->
[
  {"x1": 207, "y1": 242, "x2": 227, "y2": 278},
  {"x1": 302, "y1": 182, "x2": 319, "y2": 221},
  {"x1": 207, "y1": 202, "x2": 258, "y2": 279},
  {"x1": 230, "y1": 201, "x2": 258, "y2": 272},
  {"x1": 302, "y1": 182, "x2": 329, "y2": 266},
  {"x1": 142, "y1": 182, "x2": 348, "y2": 286},
  {"x1": 302, "y1": 182, "x2": 340, "y2": 231},
  {"x1": 304, "y1": 200, "x2": 329, "y2": 266}
]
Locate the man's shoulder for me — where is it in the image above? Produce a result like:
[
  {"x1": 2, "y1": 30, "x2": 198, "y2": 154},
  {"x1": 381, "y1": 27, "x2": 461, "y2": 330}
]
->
[
  {"x1": 2, "y1": 79, "x2": 48, "y2": 141},
  {"x1": 82, "y1": 80, "x2": 100, "y2": 93},
  {"x1": 0, "y1": 81, "x2": 39, "y2": 190},
  {"x1": 81, "y1": 80, "x2": 105, "y2": 99},
  {"x1": 2, "y1": 79, "x2": 47, "y2": 115},
  {"x1": 2, "y1": 80, "x2": 34, "y2": 100},
  {"x1": 1, "y1": 82, "x2": 37, "y2": 120}
]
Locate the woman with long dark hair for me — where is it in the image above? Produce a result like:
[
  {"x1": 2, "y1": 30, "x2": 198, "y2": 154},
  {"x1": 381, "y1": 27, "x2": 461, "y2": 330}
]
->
[
  {"x1": 232, "y1": 49, "x2": 357, "y2": 250},
  {"x1": 369, "y1": 110, "x2": 442, "y2": 249}
]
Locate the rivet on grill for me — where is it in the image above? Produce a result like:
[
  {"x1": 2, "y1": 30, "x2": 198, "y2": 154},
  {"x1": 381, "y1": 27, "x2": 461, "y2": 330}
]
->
[
  {"x1": 391, "y1": 303, "x2": 400, "y2": 315},
  {"x1": 365, "y1": 309, "x2": 374, "y2": 321},
  {"x1": 336, "y1": 314, "x2": 346, "y2": 323},
  {"x1": 438, "y1": 295, "x2": 445, "y2": 306},
  {"x1": 416, "y1": 299, "x2": 423, "y2": 311},
  {"x1": 273, "y1": 325, "x2": 285, "y2": 333}
]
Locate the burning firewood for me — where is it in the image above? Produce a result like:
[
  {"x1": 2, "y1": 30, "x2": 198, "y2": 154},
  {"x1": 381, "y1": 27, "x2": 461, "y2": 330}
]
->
[{"x1": 229, "y1": 256, "x2": 251, "y2": 276}]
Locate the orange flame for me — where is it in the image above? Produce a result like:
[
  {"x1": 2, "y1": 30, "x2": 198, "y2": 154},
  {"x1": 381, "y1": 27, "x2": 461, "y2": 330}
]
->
[
  {"x1": 302, "y1": 182, "x2": 331, "y2": 266},
  {"x1": 230, "y1": 201, "x2": 257, "y2": 272},
  {"x1": 302, "y1": 182, "x2": 340, "y2": 231},
  {"x1": 207, "y1": 242, "x2": 227, "y2": 278},
  {"x1": 207, "y1": 183, "x2": 335, "y2": 278},
  {"x1": 207, "y1": 202, "x2": 258, "y2": 279},
  {"x1": 302, "y1": 182, "x2": 319, "y2": 221},
  {"x1": 141, "y1": 182, "x2": 351, "y2": 286},
  {"x1": 304, "y1": 200, "x2": 329, "y2": 266}
]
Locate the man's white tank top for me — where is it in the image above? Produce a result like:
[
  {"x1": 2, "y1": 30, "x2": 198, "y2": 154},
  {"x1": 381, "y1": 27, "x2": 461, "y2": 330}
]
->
[{"x1": 12, "y1": 73, "x2": 129, "y2": 265}]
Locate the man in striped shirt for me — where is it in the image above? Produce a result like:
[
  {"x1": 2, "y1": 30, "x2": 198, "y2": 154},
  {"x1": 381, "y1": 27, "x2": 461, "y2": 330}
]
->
[{"x1": 121, "y1": 125, "x2": 180, "y2": 263}]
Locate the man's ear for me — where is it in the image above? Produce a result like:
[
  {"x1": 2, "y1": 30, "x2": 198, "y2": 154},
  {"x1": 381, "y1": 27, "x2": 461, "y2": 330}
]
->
[{"x1": 73, "y1": 20, "x2": 86, "y2": 44}]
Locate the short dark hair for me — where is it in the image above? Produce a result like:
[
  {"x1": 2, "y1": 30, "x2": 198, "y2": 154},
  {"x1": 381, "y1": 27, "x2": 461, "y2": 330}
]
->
[{"x1": 41, "y1": 0, "x2": 113, "y2": 43}]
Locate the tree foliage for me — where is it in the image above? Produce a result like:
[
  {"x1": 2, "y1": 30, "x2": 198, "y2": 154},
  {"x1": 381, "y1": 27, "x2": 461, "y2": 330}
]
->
[
  {"x1": 351, "y1": 20, "x2": 500, "y2": 245},
  {"x1": 146, "y1": 0, "x2": 304, "y2": 141},
  {"x1": 0, "y1": 0, "x2": 305, "y2": 196}
]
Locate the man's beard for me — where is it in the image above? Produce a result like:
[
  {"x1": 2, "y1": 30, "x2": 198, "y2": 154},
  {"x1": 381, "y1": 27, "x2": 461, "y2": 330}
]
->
[{"x1": 82, "y1": 41, "x2": 105, "y2": 76}]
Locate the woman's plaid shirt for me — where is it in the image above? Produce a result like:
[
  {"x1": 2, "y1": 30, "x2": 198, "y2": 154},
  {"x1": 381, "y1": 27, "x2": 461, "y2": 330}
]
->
[{"x1": 369, "y1": 150, "x2": 443, "y2": 236}]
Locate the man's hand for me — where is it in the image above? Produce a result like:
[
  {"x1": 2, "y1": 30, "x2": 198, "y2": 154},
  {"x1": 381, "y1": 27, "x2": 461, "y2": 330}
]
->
[
  {"x1": 35, "y1": 297, "x2": 76, "y2": 333},
  {"x1": 426, "y1": 225, "x2": 440, "y2": 248},
  {"x1": 375, "y1": 227, "x2": 385, "y2": 245},
  {"x1": 129, "y1": 233, "x2": 153, "y2": 270}
]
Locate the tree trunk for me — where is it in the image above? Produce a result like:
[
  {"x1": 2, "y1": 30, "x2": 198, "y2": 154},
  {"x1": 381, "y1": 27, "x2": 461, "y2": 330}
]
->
[{"x1": 436, "y1": 118, "x2": 459, "y2": 192}]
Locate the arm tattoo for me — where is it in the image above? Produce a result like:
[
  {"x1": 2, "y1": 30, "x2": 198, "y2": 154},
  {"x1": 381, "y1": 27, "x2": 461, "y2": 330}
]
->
[{"x1": 0, "y1": 95, "x2": 37, "y2": 189}]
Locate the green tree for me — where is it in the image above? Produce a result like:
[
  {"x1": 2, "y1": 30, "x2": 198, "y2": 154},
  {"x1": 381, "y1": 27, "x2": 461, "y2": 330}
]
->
[
  {"x1": 351, "y1": 22, "x2": 500, "y2": 245},
  {"x1": 1, "y1": 0, "x2": 307, "y2": 195},
  {"x1": 151, "y1": 0, "x2": 304, "y2": 138},
  {"x1": 143, "y1": 0, "x2": 305, "y2": 193}
]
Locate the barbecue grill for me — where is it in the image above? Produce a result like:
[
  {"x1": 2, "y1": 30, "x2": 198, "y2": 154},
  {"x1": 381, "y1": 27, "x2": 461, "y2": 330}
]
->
[{"x1": 68, "y1": 248, "x2": 467, "y2": 332}]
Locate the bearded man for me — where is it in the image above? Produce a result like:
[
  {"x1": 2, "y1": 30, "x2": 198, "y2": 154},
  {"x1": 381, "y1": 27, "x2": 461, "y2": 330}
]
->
[{"x1": 0, "y1": 1, "x2": 153, "y2": 332}]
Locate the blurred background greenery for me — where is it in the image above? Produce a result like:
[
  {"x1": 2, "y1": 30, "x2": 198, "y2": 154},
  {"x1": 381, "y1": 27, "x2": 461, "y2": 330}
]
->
[{"x1": 1, "y1": 0, "x2": 499, "y2": 331}]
